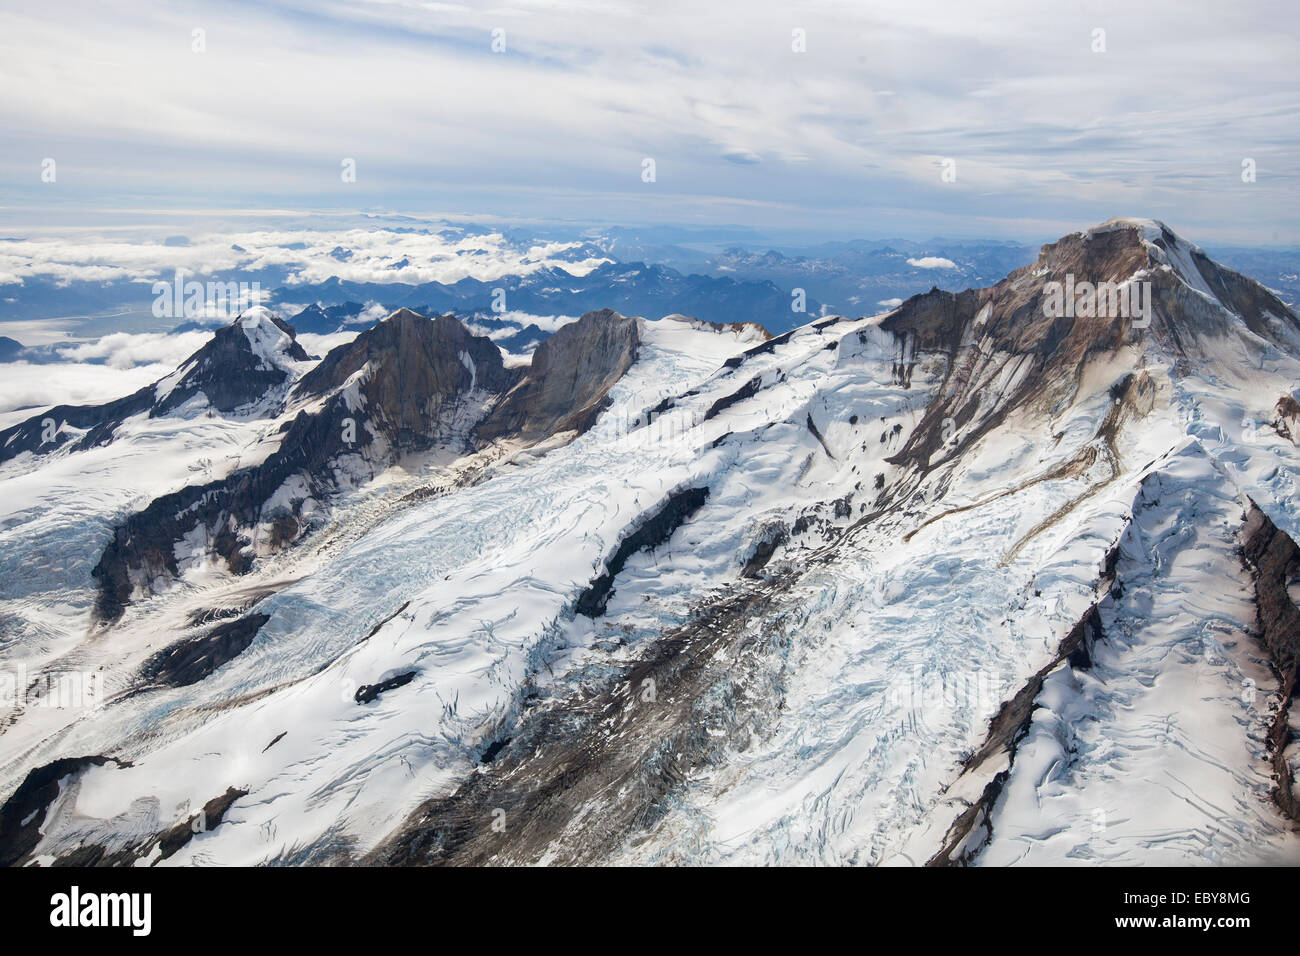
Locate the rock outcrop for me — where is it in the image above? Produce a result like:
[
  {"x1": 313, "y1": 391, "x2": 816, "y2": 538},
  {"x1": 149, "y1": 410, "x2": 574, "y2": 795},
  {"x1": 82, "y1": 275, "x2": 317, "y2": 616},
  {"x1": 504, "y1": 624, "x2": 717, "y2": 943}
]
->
[
  {"x1": 294, "y1": 308, "x2": 515, "y2": 447},
  {"x1": 476, "y1": 308, "x2": 641, "y2": 443}
]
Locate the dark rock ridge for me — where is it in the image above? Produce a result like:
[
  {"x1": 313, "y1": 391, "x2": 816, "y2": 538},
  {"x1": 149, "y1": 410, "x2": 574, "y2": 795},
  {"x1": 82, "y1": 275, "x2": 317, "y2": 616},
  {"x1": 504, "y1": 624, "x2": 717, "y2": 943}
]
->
[
  {"x1": 0, "y1": 385, "x2": 157, "y2": 465},
  {"x1": 0, "y1": 311, "x2": 308, "y2": 465},
  {"x1": 147, "y1": 786, "x2": 247, "y2": 865},
  {"x1": 0, "y1": 775, "x2": 246, "y2": 867},
  {"x1": 704, "y1": 375, "x2": 762, "y2": 422},
  {"x1": 92, "y1": 309, "x2": 644, "y2": 622},
  {"x1": 1241, "y1": 502, "x2": 1300, "y2": 822},
  {"x1": 926, "y1": 537, "x2": 1117, "y2": 867},
  {"x1": 576, "y1": 486, "x2": 710, "y2": 617},
  {"x1": 475, "y1": 308, "x2": 642, "y2": 443},
  {"x1": 0, "y1": 755, "x2": 127, "y2": 867},
  {"x1": 139, "y1": 613, "x2": 271, "y2": 688}
]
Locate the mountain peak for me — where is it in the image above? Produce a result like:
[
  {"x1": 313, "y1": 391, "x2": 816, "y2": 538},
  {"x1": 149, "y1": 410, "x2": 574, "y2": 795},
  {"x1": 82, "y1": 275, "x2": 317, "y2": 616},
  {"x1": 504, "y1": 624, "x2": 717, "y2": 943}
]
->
[
  {"x1": 292, "y1": 308, "x2": 510, "y2": 403},
  {"x1": 382, "y1": 307, "x2": 428, "y2": 325},
  {"x1": 0, "y1": 306, "x2": 315, "y2": 466},
  {"x1": 877, "y1": 219, "x2": 1300, "y2": 474},
  {"x1": 151, "y1": 308, "x2": 308, "y2": 413},
  {"x1": 475, "y1": 308, "x2": 641, "y2": 443},
  {"x1": 235, "y1": 306, "x2": 309, "y2": 371},
  {"x1": 1081, "y1": 216, "x2": 1172, "y2": 240}
]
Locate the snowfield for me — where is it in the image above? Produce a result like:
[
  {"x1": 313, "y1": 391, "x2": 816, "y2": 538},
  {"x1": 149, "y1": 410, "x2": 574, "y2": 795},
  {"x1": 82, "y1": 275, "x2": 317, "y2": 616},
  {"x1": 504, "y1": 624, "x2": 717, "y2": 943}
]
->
[{"x1": 1, "y1": 221, "x2": 1298, "y2": 867}]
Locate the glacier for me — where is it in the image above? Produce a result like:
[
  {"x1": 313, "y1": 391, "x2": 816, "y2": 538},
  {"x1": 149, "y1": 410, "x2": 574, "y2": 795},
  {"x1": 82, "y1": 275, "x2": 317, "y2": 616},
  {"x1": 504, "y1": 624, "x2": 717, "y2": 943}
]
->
[{"x1": 1, "y1": 219, "x2": 1298, "y2": 867}]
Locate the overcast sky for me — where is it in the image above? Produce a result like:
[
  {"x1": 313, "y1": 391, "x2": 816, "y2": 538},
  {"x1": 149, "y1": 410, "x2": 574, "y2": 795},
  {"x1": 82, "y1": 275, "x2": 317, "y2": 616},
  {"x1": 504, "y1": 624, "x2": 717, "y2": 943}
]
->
[{"x1": 2, "y1": 0, "x2": 1297, "y2": 243}]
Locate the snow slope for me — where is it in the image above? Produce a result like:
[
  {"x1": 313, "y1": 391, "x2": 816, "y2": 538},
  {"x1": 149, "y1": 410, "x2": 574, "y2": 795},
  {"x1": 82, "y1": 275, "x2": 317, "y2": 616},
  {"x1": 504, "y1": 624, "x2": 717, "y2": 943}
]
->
[{"x1": 1, "y1": 222, "x2": 1298, "y2": 867}]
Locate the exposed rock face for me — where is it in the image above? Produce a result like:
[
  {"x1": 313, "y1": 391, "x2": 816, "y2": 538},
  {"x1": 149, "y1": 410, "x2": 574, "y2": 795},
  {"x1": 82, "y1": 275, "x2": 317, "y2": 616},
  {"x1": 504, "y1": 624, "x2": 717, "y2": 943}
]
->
[
  {"x1": 704, "y1": 375, "x2": 762, "y2": 422},
  {"x1": 139, "y1": 613, "x2": 272, "y2": 688},
  {"x1": 0, "y1": 756, "x2": 126, "y2": 867},
  {"x1": 661, "y1": 313, "x2": 771, "y2": 342},
  {"x1": 575, "y1": 486, "x2": 710, "y2": 617},
  {"x1": 91, "y1": 309, "x2": 645, "y2": 621},
  {"x1": 878, "y1": 219, "x2": 1300, "y2": 480},
  {"x1": 354, "y1": 670, "x2": 418, "y2": 705},
  {"x1": 0, "y1": 767, "x2": 244, "y2": 867},
  {"x1": 0, "y1": 309, "x2": 308, "y2": 465},
  {"x1": 155, "y1": 308, "x2": 309, "y2": 414},
  {"x1": 1275, "y1": 395, "x2": 1300, "y2": 445},
  {"x1": 476, "y1": 309, "x2": 641, "y2": 443},
  {"x1": 147, "y1": 786, "x2": 247, "y2": 864},
  {"x1": 1242, "y1": 502, "x2": 1300, "y2": 822},
  {"x1": 91, "y1": 312, "x2": 513, "y2": 622},
  {"x1": 294, "y1": 308, "x2": 516, "y2": 449}
]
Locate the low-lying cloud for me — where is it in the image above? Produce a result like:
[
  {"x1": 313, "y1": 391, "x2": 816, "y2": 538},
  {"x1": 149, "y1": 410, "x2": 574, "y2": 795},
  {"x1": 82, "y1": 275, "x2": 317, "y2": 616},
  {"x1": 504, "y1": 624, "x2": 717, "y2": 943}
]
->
[
  {"x1": 0, "y1": 361, "x2": 171, "y2": 423},
  {"x1": 0, "y1": 229, "x2": 610, "y2": 289},
  {"x1": 55, "y1": 330, "x2": 214, "y2": 369}
]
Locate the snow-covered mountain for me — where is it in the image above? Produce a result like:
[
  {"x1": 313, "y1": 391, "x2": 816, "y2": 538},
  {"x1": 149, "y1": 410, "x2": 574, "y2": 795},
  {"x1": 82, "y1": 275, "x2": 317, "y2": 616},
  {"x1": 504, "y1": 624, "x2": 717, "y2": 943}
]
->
[
  {"x1": 0, "y1": 308, "x2": 309, "y2": 466},
  {"x1": 1, "y1": 219, "x2": 1297, "y2": 867}
]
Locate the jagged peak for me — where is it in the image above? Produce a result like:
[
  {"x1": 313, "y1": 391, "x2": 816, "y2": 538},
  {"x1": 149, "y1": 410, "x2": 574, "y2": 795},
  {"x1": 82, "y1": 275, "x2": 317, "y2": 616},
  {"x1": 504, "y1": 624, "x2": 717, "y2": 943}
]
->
[
  {"x1": 364, "y1": 308, "x2": 481, "y2": 343},
  {"x1": 291, "y1": 307, "x2": 508, "y2": 403},
  {"x1": 381, "y1": 306, "x2": 430, "y2": 325},
  {"x1": 475, "y1": 308, "x2": 642, "y2": 443},
  {"x1": 1040, "y1": 218, "x2": 1222, "y2": 292},
  {"x1": 233, "y1": 306, "x2": 309, "y2": 370}
]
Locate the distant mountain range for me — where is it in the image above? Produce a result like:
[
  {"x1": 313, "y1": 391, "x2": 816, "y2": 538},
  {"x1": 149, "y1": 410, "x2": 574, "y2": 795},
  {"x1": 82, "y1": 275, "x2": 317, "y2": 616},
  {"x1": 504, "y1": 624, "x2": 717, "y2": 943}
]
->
[
  {"x1": 269, "y1": 260, "x2": 820, "y2": 334},
  {"x1": 2, "y1": 228, "x2": 1297, "y2": 360}
]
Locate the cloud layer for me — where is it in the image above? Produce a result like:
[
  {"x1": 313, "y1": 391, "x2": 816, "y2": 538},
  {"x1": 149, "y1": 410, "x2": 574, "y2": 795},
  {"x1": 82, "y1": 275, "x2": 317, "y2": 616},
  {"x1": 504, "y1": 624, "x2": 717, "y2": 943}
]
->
[
  {"x1": 0, "y1": 1, "x2": 1297, "y2": 242},
  {"x1": 0, "y1": 228, "x2": 606, "y2": 287},
  {"x1": 0, "y1": 361, "x2": 171, "y2": 423}
]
